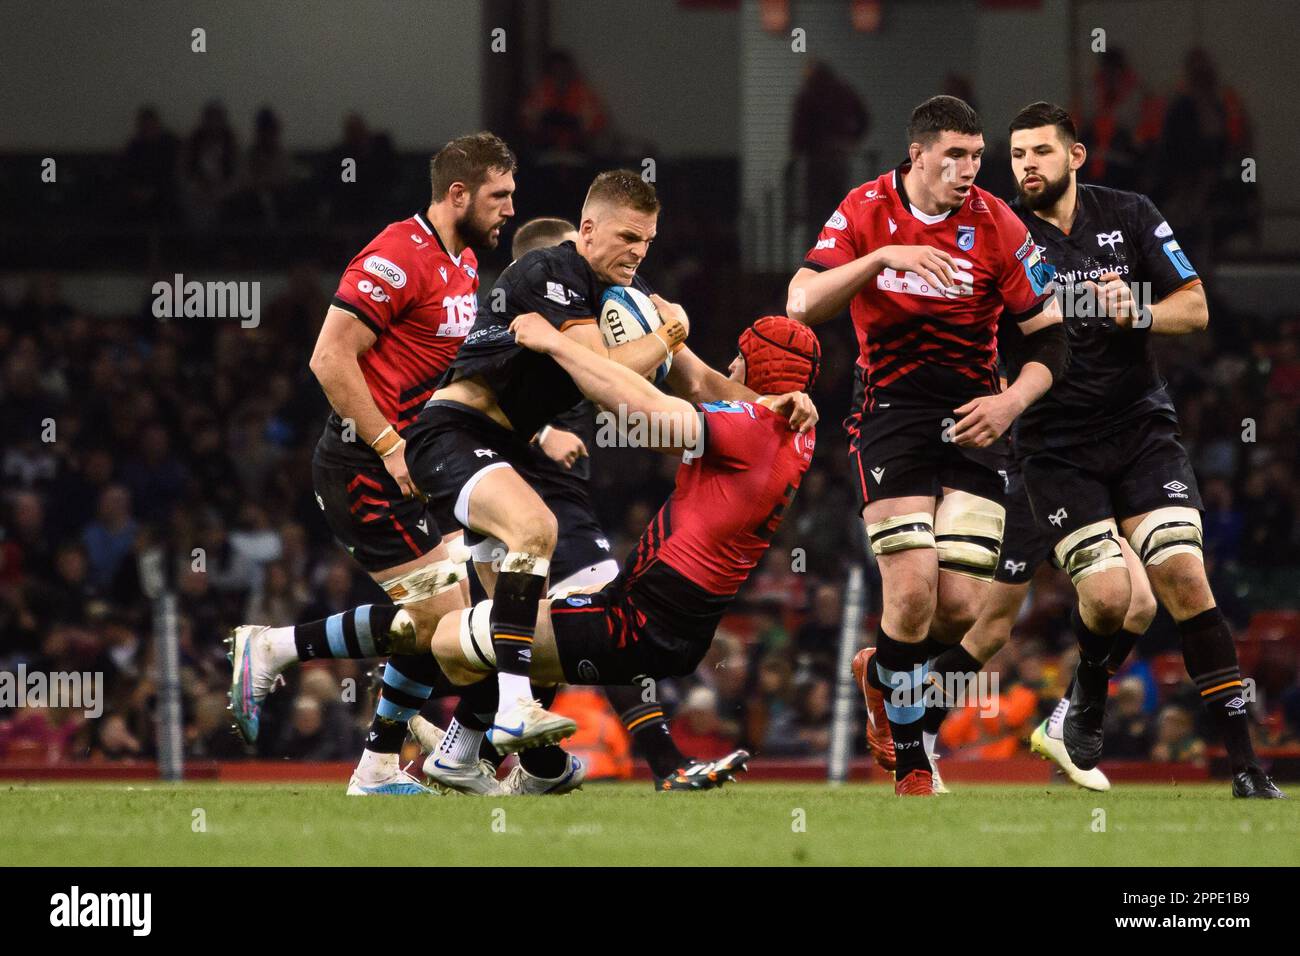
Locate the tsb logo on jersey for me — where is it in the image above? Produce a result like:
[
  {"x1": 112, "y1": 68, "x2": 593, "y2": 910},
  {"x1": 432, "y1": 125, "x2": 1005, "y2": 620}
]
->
[
  {"x1": 437, "y1": 294, "x2": 476, "y2": 336},
  {"x1": 363, "y1": 255, "x2": 407, "y2": 288}
]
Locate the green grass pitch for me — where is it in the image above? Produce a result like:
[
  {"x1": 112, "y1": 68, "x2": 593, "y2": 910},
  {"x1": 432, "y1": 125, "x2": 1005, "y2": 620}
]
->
[{"x1": 3, "y1": 781, "x2": 1297, "y2": 866}]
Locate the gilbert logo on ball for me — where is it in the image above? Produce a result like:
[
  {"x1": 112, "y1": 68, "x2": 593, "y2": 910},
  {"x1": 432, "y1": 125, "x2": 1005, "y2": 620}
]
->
[{"x1": 599, "y1": 285, "x2": 672, "y2": 379}]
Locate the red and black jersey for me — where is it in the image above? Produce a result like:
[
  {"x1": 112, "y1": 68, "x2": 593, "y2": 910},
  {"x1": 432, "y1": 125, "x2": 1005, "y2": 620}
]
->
[
  {"x1": 320, "y1": 210, "x2": 478, "y2": 462},
  {"x1": 804, "y1": 161, "x2": 1050, "y2": 410},
  {"x1": 621, "y1": 401, "x2": 815, "y2": 627}
]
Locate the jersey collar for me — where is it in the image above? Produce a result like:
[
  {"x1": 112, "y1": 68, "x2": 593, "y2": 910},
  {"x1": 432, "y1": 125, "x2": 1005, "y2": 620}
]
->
[
  {"x1": 893, "y1": 159, "x2": 961, "y2": 224},
  {"x1": 414, "y1": 209, "x2": 464, "y2": 265}
]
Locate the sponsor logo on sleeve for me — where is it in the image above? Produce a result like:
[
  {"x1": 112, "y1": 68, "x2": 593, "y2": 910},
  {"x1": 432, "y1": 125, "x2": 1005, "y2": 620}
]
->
[
  {"x1": 1022, "y1": 246, "x2": 1055, "y2": 295},
  {"x1": 825, "y1": 210, "x2": 848, "y2": 230},
  {"x1": 363, "y1": 255, "x2": 407, "y2": 288},
  {"x1": 1014, "y1": 233, "x2": 1035, "y2": 261},
  {"x1": 1162, "y1": 239, "x2": 1197, "y2": 279},
  {"x1": 1154, "y1": 220, "x2": 1173, "y2": 238},
  {"x1": 544, "y1": 281, "x2": 574, "y2": 305},
  {"x1": 355, "y1": 279, "x2": 390, "y2": 303},
  {"x1": 814, "y1": 237, "x2": 836, "y2": 251}
]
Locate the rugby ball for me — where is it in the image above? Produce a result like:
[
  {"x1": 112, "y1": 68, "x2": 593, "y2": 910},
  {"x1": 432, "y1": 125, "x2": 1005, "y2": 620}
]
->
[{"x1": 599, "y1": 286, "x2": 672, "y2": 379}]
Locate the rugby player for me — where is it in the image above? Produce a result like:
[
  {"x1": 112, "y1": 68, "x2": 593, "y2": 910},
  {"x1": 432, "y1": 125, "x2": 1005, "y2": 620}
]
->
[
  {"x1": 226, "y1": 132, "x2": 516, "y2": 795},
  {"x1": 424, "y1": 314, "x2": 821, "y2": 774},
  {"x1": 976, "y1": 102, "x2": 1279, "y2": 797},
  {"x1": 787, "y1": 95, "x2": 1066, "y2": 795},
  {"x1": 901, "y1": 356, "x2": 1158, "y2": 792},
  {"x1": 416, "y1": 217, "x2": 749, "y2": 794},
  {"x1": 403, "y1": 170, "x2": 814, "y2": 755}
]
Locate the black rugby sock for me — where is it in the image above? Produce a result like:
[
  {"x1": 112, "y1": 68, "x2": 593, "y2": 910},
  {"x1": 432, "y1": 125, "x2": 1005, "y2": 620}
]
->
[
  {"x1": 490, "y1": 567, "x2": 548, "y2": 682},
  {"x1": 1179, "y1": 607, "x2": 1257, "y2": 773},
  {"x1": 294, "y1": 604, "x2": 398, "y2": 660},
  {"x1": 923, "y1": 644, "x2": 984, "y2": 735},
  {"x1": 606, "y1": 683, "x2": 685, "y2": 778},
  {"x1": 873, "y1": 625, "x2": 931, "y2": 776},
  {"x1": 366, "y1": 654, "x2": 442, "y2": 753}
]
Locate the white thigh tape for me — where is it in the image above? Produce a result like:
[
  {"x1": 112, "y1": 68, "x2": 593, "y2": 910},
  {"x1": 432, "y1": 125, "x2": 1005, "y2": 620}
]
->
[
  {"x1": 379, "y1": 548, "x2": 470, "y2": 605},
  {"x1": 458, "y1": 601, "x2": 496, "y2": 672}
]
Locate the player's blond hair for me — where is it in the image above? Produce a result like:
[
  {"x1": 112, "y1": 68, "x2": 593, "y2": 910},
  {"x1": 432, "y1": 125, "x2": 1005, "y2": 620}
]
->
[{"x1": 581, "y1": 170, "x2": 660, "y2": 220}]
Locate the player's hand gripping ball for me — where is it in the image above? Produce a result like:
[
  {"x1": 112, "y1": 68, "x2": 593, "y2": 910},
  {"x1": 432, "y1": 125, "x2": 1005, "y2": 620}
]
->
[{"x1": 599, "y1": 286, "x2": 674, "y2": 382}]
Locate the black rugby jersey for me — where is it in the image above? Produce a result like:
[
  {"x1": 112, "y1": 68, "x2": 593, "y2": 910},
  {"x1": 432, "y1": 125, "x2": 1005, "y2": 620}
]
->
[
  {"x1": 1009, "y1": 184, "x2": 1201, "y2": 452},
  {"x1": 444, "y1": 240, "x2": 653, "y2": 439}
]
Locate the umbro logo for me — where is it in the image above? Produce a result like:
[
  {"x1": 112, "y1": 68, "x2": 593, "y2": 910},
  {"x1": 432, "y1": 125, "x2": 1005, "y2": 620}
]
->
[
  {"x1": 1226, "y1": 696, "x2": 1246, "y2": 710},
  {"x1": 1163, "y1": 480, "x2": 1189, "y2": 499},
  {"x1": 870, "y1": 466, "x2": 886, "y2": 483},
  {"x1": 1097, "y1": 230, "x2": 1124, "y2": 249},
  {"x1": 474, "y1": 449, "x2": 498, "y2": 458},
  {"x1": 1048, "y1": 507, "x2": 1068, "y2": 527},
  {"x1": 1004, "y1": 560, "x2": 1027, "y2": 574},
  {"x1": 519, "y1": 648, "x2": 532, "y2": 662}
]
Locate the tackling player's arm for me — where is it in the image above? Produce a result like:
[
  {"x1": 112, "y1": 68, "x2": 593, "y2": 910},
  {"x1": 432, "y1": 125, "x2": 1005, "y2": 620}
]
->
[
  {"x1": 561, "y1": 299, "x2": 688, "y2": 377},
  {"x1": 512, "y1": 313, "x2": 700, "y2": 454},
  {"x1": 309, "y1": 306, "x2": 418, "y2": 495},
  {"x1": 666, "y1": 345, "x2": 816, "y2": 432}
]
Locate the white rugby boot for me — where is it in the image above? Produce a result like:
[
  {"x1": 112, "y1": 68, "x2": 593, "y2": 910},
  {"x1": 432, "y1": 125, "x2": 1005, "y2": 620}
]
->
[
  {"x1": 500, "y1": 754, "x2": 587, "y2": 795},
  {"x1": 486, "y1": 697, "x2": 578, "y2": 754}
]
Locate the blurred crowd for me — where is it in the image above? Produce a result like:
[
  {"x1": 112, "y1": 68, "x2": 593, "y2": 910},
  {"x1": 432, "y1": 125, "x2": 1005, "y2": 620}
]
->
[
  {"x1": 3, "y1": 263, "x2": 1299, "y2": 770},
  {"x1": 1, "y1": 43, "x2": 1297, "y2": 772}
]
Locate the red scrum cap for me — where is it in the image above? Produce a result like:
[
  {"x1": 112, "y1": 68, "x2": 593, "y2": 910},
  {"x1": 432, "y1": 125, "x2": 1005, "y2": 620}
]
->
[{"x1": 738, "y1": 316, "x2": 821, "y2": 395}]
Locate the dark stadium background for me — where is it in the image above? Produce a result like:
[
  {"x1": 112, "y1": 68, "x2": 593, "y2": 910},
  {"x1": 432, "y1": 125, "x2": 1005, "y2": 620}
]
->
[{"x1": 2, "y1": 0, "x2": 1298, "y2": 782}]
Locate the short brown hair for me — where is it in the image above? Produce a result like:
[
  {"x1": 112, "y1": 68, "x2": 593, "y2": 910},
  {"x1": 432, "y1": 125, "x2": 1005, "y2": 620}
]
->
[
  {"x1": 430, "y1": 131, "x2": 517, "y2": 201},
  {"x1": 907, "y1": 95, "x2": 982, "y2": 147},
  {"x1": 582, "y1": 169, "x2": 660, "y2": 217},
  {"x1": 512, "y1": 217, "x2": 577, "y2": 259},
  {"x1": 1008, "y1": 101, "x2": 1078, "y2": 144}
]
